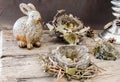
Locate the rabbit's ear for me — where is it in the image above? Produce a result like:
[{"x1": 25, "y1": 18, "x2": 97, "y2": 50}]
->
[
  {"x1": 19, "y1": 3, "x2": 30, "y2": 15},
  {"x1": 27, "y1": 3, "x2": 36, "y2": 10}
]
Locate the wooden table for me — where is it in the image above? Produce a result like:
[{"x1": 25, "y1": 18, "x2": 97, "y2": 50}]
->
[{"x1": 0, "y1": 30, "x2": 120, "y2": 82}]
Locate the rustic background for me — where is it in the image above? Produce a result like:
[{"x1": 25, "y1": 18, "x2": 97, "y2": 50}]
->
[{"x1": 0, "y1": 0, "x2": 114, "y2": 30}]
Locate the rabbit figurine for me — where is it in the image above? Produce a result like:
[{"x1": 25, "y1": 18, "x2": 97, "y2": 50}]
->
[{"x1": 13, "y1": 3, "x2": 43, "y2": 49}]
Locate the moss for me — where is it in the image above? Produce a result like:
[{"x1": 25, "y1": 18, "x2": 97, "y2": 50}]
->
[{"x1": 94, "y1": 42, "x2": 117, "y2": 60}]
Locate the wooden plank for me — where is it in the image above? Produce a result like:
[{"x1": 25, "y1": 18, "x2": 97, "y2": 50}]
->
[
  {"x1": 1, "y1": 55, "x2": 50, "y2": 78},
  {"x1": 2, "y1": 30, "x2": 62, "y2": 56},
  {"x1": 0, "y1": 30, "x2": 65, "y2": 82},
  {"x1": 86, "y1": 59, "x2": 120, "y2": 82},
  {"x1": 0, "y1": 77, "x2": 55, "y2": 82},
  {"x1": 1, "y1": 57, "x2": 120, "y2": 82},
  {"x1": 0, "y1": 31, "x2": 2, "y2": 57},
  {"x1": 1, "y1": 30, "x2": 120, "y2": 82},
  {"x1": 0, "y1": 31, "x2": 2, "y2": 78},
  {"x1": 2, "y1": 30, "x2": 100, "y2": 56}
]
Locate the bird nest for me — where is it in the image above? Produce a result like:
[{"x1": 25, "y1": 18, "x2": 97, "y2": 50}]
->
[
  {"x1": 54, "y1": 45, "x2": 90, "y2": 69},
  {"x1": 42, "y1": 45, "x2": 101, "y2": 81},
  {"x1": 46, "y1": 10, "x2": 94, "y2": 44}
]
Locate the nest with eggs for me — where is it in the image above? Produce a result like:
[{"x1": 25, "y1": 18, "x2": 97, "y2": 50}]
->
[
  {"x1": 42, "y1": 45, "x2": 101, "y2": 81},
  {"x1": 46, "y1": 10, "x2": 94, "y2": 44}
]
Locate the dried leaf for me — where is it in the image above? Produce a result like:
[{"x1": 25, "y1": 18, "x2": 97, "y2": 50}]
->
[
  {"x1": 63, "y1": 33, "x2": 79, "y2": 44},
  {"x1": 66, "y1": 68, "x2": 77, "y2": 76}
]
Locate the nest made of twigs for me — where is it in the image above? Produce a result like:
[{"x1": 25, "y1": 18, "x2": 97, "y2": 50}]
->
[
  {"x1": 43, "y1": 45, "x2": 101, "y2": 81},
  {"x1": 53, "y1": 45, "x2": 90, "y2": 69},
  {"x1": 55, "y1": 14, "x2": 84, "y2": 31},
  {"x1": 46, "y1": 10, "x2": 94, "y2": 44}
]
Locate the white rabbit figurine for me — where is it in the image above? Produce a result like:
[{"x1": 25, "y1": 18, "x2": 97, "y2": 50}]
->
[{"x1": 13, "y1": 3, "x2": 43, "y2": 49}]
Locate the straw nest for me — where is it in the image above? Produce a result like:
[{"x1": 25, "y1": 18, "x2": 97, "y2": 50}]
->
[
  {"x1": 42, "y1": 45, "x2": 101, "y2": 81},
  {"x1": 46, "y1": 10, "x2": 94, "y2": 44}
]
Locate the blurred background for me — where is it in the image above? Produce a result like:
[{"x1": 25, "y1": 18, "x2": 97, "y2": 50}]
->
[{"x1": 0, "y1": 0, "x2": 114, "y2": 30}]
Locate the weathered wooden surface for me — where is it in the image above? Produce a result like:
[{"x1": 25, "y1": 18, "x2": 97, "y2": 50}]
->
[
  {"x1": 1, "y1": 30, "x2": 120, "y2": 82},
  {"x1": 0, "y1": 31, "x2": 2, "y2": 78},
  {"x1": 0, "y1": 31, "x2": 2, "y2": 56}
]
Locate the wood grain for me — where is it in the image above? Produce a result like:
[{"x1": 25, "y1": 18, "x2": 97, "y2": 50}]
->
[
  {"x1": 0, "y1": 30, "x2": 120, "y2": 82},
  {"x1": 0, "y1": 31, "x2": 2, "y2": 78},
  {"x1": 0, "y1": 31, "x2": 2, "y2": 57}
]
